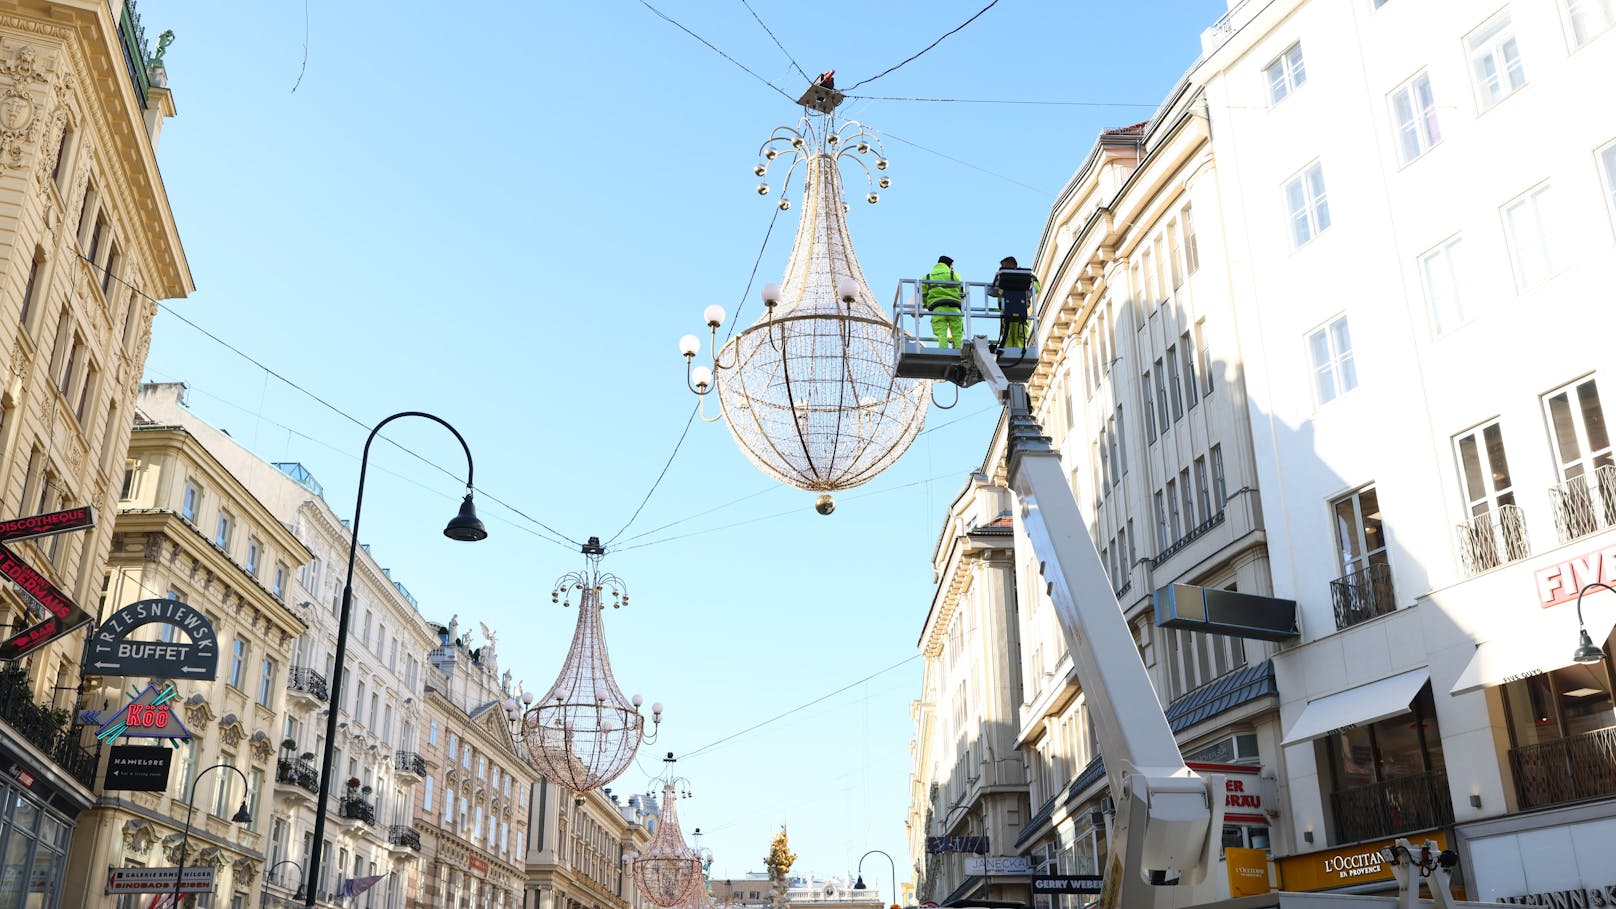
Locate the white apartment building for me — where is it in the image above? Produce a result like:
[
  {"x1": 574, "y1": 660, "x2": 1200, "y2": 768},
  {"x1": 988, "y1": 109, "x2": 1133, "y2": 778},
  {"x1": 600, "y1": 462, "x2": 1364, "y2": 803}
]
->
[
  {"x1": 1193, "y1": 0, "x2": 1616, "y2": 900},
  {"x1": 136, "y1": 382, "x2": 439, "y2": 908},
  {"x1": 908, "y1": 474, "x2": 1028, "y2": 905}
]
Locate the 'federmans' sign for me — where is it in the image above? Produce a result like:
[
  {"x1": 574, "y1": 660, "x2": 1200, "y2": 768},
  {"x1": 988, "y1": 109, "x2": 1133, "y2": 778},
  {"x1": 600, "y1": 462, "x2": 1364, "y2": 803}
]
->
[
  {"x1": 90, "y1": 598, "x2": 218, "y2": 680},
  {"x1": 0, "y1": 506, "x2": 96, "y2": 661}
]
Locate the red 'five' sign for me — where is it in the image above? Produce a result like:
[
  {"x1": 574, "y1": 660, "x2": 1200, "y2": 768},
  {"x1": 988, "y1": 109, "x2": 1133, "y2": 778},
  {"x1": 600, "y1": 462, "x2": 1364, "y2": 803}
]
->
[{"x1": 0, "y1": 506, "x2": 95, "y2": 661}]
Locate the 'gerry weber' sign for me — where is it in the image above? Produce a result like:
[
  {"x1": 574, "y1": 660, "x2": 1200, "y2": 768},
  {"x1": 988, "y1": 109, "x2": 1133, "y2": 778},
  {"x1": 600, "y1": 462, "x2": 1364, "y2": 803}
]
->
[{"x1": 90, "y1": 598, "x2": 218, "y2": 679}]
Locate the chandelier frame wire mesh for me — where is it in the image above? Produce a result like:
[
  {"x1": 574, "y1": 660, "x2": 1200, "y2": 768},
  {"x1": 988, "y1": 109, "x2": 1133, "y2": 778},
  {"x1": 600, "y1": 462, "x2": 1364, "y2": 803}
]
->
[
  {"x1": 631, "y1": 777, "x2": 706, "y2": 908},
  {"x1": 506, "y1": 540, "x2": 658, "y2": 794},
  {"x1": 703, "y1": 114, "x2": 928, "y2": 493}
]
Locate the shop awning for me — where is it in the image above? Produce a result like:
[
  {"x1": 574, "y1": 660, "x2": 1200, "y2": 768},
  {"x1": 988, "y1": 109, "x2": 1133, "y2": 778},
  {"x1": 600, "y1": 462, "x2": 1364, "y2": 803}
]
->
[
  {"x1": 1281, "y1": 667, "x2": 1430, "y2": 745},
  {"x1": 1450, "y1": 597, "x2": 1616, "y2": 696}
]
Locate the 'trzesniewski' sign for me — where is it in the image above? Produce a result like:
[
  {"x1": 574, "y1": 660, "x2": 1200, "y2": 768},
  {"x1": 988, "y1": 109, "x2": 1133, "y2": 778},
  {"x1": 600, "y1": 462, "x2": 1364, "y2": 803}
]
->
[{"x1": 90, "y1": 598, "x2": 218, "y2": 680}]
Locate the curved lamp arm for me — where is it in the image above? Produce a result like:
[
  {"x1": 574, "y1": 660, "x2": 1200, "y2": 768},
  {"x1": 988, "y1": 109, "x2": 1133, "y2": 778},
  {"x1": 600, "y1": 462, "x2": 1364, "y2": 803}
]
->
[{"x1": 1574, "y1": 582, "x2": 1615, "y2": 664}]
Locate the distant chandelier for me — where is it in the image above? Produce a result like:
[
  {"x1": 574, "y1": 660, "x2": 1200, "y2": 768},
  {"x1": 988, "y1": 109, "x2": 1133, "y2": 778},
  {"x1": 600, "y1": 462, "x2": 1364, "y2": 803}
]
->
[
  {"x1": 506, "y1": 537, "x2": 659, "y2": 793},
  {"x1": 679, "y1": 110, "x2": 927, "y2": 510},
  {"x1": 630, "y1": 760, "x2": 705, "y2": 908}
]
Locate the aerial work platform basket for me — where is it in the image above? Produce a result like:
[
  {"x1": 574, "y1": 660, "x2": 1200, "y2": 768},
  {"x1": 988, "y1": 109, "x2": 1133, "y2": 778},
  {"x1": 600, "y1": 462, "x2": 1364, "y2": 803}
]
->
[{"x1": 890, "y1": 278, "x2": 1040, "y2": 384}]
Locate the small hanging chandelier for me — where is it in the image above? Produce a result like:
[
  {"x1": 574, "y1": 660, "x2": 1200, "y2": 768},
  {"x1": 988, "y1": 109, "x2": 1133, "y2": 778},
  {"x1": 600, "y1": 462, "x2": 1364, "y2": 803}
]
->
[
  {"x1": 630, "y1": 757, "x2": 706, "y2": 909},
  {"x1": 506, "y1": 537, "x2": 660, "y2": 793}
]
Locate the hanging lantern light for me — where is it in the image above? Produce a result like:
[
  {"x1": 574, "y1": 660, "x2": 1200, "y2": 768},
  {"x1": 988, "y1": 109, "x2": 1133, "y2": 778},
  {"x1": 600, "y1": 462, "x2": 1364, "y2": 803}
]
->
[
  {"x1": 506, "y1": 537, "x2": 660, "y2": 793},
  {"x1": 676, "y1": 113, "x2": 927, "y2": 500},
  {"x1": 630, "y1": 768, "x2": 705, "y2": 908}
]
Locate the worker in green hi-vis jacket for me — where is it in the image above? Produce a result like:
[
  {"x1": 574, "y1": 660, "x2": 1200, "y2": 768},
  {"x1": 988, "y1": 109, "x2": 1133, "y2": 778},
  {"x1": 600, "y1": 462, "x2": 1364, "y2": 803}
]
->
[{"x1": 921, "y1": 255, "x2": 965, "y2": 349}]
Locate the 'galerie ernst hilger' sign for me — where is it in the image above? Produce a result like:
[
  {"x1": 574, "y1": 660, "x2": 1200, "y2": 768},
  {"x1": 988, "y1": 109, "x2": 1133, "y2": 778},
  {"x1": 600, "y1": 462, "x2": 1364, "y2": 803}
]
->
[{"x1": 89, "y1": 598, "x2": 218, "y2": 679}]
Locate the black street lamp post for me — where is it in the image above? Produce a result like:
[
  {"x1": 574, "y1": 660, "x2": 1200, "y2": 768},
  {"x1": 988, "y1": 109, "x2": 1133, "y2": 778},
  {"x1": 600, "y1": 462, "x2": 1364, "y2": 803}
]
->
[
  {"x1": 1574, "y1": 581, "x2": 1614, "y2": 664},
  {"x1": 172, "y1": 762, "x2": 252, "y2": 907},
  {"x1": 304, "y1": 412, "x2": 487, "y2": 906},
  {"x1": 853, "y1": 849, "x2": 899, "y2": 909},
  {"x1": 267, "y1": 859, "x2": 307, "y2": 901}
]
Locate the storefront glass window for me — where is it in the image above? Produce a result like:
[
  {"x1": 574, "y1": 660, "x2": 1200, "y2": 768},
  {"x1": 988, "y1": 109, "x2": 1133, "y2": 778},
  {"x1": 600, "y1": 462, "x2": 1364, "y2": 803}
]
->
[
  {"x1": 1324, "y1": 685, "x2": 1452, "y2": 843},
  {"x1": 1503, "y1": 634, "x2": 1616, "y2": 810},
  {"x1": 1221, "y1": 823, "x2": 1271, "y2": 850}
]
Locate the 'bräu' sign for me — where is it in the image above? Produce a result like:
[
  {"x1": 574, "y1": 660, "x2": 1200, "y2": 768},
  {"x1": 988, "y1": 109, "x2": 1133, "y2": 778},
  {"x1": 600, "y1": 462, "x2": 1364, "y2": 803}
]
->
[{"x1": 90, "y1": 598, "x2": 218, "y2": 680}]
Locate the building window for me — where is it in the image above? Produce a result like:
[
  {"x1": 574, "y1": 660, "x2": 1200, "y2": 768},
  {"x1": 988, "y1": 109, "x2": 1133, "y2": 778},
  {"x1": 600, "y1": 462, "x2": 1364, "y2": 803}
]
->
[
  {"x1": 1390, "y1": 70, "x2": 1442, "y2": 163},
  {"x1": 1166, "y1": 345, "x2": 1184, "y2": 420},
  {"x1": 245, "y1": 538, "x2": 260, "y2": 576},
  {"x1": 259, "y1": 658, "x2": 277, "y2": 707},
  {"x1": 1601, "y1": 142, "x2": 1616, "y2": 233},
  {"x1": 1308, "y1": 315, "x2": 1358, "y2": 405},
  {"x1": 1166, "y1": 478, "x2": 1182, "y2": 541},
  {"x1": 1167, "y1": 219, "x2": 1185, "y2": 289},
  {"x1": 424, "y1": 775, "x2": 434, "y2": 811},
  {"x1": 215, "y1": 510, "x2": 234, "y2": 550},
  {"x1": 1182, "y1": 203, "x2": 1201, "y2": 273},
  {"x1": 1330, "y1": 485, "x2": 1393, "y2": 627},
  {"x1": 1114, "y1": 406, "x2": 1127, "y2": 476},
  {"x1": 1565, "y1": 0, "x2": 1616, "y2": 47},
  {"x1": 1420, "y1": 236, "x2": 1467, "y2": 335},
  {"x1": 18, "y1": 249, "x2": 42, "y2": 332},
  {"x1": 273, "y1": 562, "x2": 287, "y2": 597},
  {"x1": 1264, "y1": 43, "x2": 1307, "y2": 104},
  {"x1": 1153, "y1": 361, "x2": 1171, "y2": 428},
  {"x1": 1455, "y1": 420, "x2": 1530, "y2": 568},
  {"x1": 1189, "y1": 732, "x2": 1261, "y2": 764},
  {"x1": 1469, "y1": 12, "x2": 1527, "y2": 111},
  {"x1": 182, "y1": 481, "x2": 201, "y2": 522},
  {"x1": 1503, "y1": 184, "x2": 1555, "y2": 290},
  {"x1": 1324, "y1": 685, "x2": 1451, "y2": 842},
  {"x1": 1154, "y1": 492, "x2": 1170, "y2": 553},
  {"x1": 1196, "y1": 320, "x2": 1213, "y2": 396},
  {"x1": 1501, "y1": 640, "x2": 1616, "y2": 810},
  {"x1": 448, "y1": 734, "x2": 458, "y2": 759},
  {"x1": 1194, "y1": 457, "x2": 1212, "y2": 520},
  {"x1": 1181, "y1": 468, "x2": 1197, "y2": 528},
  {"x1": 1142, "y1": 371, "x2": 1158, "y2": 441},
  {"x1": 429, "y1": 721, "x2": 439, "y2": 746},
  {"x1": 1164, "y1": 626, "x2": 1246, "y2": 698},
  {"x1": 213, "y1": 752, "x2": 238, "y2": 818},
  {"x1": 1285, "y1": 162, "x2": 1331, "y2": 247},
  {"x1": 1180, "y1": 334, "x2": 1199, "y2": 412},
  {"x1": 1543, "y1": 376, "x2": 1613, "y2": 535},
  {"x1": 1211, "y1": 445, "x2": 1228, "y2": 510}
]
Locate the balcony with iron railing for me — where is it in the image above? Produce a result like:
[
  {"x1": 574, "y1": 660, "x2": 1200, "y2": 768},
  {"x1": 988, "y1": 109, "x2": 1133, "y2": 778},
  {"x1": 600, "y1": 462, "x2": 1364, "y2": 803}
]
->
[
  {"x1": 395, "y1": 750, "x2": 426, "y2": 778},
  {"x1": 1510, "y1": 725, "x2": 1616, "y2": 811},
  {"x1": 389, "y1": 825, "x2": 422, "y2": 851},
  {"x1": 1329, "y1": 769, "x2": 1454, "y2": 844},
  {"x1": 338, "y1": 795, "x2": 377, "y2": 826},
  {"x1": 286, "y1": 667, "x2": 329, "y2": 704},
  {"x1": 1330, "y1": 561, "x2": 1396, "y2": 630},
  {"x1": 1457, "y1": 504, "x2": 1531, "y2": 576},
  {"x1": 0, "y1": 667, "x2": 97, "y2": 790},
  {"x1": 1550, "y1": 466, "x2": 1616, "y2": 545},
  {"x1": 275, "y1": 758, "x2": 319, "y2": 796},
  {"x1": 1149, "y1": 510, "x2": 1226, "y2": 570}
]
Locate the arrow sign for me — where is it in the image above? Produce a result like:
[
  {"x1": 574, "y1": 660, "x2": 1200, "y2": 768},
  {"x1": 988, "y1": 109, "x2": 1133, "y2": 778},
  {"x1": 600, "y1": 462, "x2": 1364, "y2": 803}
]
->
[{"x1": 0, "y1": 506, "x2": 96, "y2": 661}]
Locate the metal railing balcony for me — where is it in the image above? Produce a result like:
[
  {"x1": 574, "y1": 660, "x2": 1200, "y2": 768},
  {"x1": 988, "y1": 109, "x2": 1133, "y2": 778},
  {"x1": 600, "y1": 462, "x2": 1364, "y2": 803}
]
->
[
  {"x1": 389, "y1": 825, "x2": 422, "y2": 850},
  {"x1": 1510, "y1": 725, "x2": 1616, "y2": 811},
  {"x1": 1329, "y1": 770, "x2": 1453, "y2": 844},
  {"x1": 286, "y1": 667, "x2": 329, "y2": 703},
  {"x1": 1457, "y1": 504, "x2": 1531, "y2": 575},
  {"x1": 275, "y1": 758, "x2": 319, "y2": 794},
  {"x1": 1149, "y1": 510, "x2": 1226, "y2": 569},
  {"x1": 0, "y1": 667, "x2": 96, "y2": 789},
  {"x1": 394, "y1": 750, "x2": 426, "y2": 777},
  {"x1": 1330, "y1": 561, "x2": 1396, "y2": 630},
  {"x1": 1550, "y1": 466, "x2": 1616, "y2": 544},
  {"x1": 338, "y1": 795, "x2": 377, "y2": 825}
]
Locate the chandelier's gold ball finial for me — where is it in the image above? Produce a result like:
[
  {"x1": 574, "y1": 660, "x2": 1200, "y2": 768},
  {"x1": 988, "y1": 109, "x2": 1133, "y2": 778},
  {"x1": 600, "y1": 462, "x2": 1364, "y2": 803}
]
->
[{"x1": 815, "y1": 494, "x2": 836, "y2": 516}]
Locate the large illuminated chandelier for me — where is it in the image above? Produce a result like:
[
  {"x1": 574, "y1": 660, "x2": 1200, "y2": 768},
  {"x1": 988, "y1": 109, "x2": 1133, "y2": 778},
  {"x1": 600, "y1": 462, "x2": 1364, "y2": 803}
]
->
[
  {"x1": 505, "y1": 537, "x2": 660, "y2": 793},
  {"x1": 630, "y1": 757, "x2": 706, "y2": 908},
  {"x1": 679, "y1": 109, "x2": 928, "y2": 512}
]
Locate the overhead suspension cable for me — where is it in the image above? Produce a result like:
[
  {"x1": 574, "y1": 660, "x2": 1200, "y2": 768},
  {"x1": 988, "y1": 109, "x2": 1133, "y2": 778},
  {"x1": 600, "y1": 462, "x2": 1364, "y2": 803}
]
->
[
  {"x1": 845, "y1": 94, "x2": 1158, "y2": 108},
  {"x1": 864, "y1": 125, "x2": 1048, "y2": 195},
  {"x1": 635, "y1": 0, "x2": 797, "y2": 103},
  {"x1": 83, "y1": 253, "x2": 582, "y2": 550},
  {"x1": 739, "y1": 0, "x2": 810, "y2": 84},
  {"x1": 605, "y1": 205, "x2": 785, "y2": 546},
  {"x1": 843, "y1": 0, "x2": 1003, "y2": 91}
]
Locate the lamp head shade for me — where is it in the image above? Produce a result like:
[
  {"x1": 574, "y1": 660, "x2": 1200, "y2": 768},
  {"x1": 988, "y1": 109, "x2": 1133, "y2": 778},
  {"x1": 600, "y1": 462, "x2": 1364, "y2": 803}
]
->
[
  {"x1": 444, "y1": 493, "x2": 489, "y2": 542},
  {"x1": 852, "y1": 876, "x2": 866, "y2": 891},
  {"x1": 1573, "y1": 628, "x2": 1606, "y2": 665},
  {"x1": 232, "y1": 801, "x2": 253, "y2": 824}
]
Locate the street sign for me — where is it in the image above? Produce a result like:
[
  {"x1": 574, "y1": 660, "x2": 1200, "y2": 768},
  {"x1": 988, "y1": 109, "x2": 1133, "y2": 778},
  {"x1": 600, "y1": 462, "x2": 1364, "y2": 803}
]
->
[
  {"x1": 964, "y1": 856, "x2": 1033, "y2": 875},
  {"x1": 105, "y1": 745, "x2": 173, "y2": 791},
  {"x1": 84, "y1": 683, "x2": 191, "y2": 742},
  {"x1": 106, "y1": 866, "x2": 215, "y2": 894},
  {"x1": 0, "y1": 506, "x2": 96, "y2": 661},
  {"x1": 926, "y1": 835, "x2": 989, "y2": 854},
  {"x1": 1030, "y1": 876, "x2": 1104, "y2": 895},
  {"x1": 89, "y1": 598, "x2": 219, "y2": 679}
]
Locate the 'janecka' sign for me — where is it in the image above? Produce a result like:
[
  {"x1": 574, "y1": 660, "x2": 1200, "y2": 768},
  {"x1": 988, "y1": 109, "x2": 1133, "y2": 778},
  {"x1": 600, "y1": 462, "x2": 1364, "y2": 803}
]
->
[{"x1": 90, "y1": 598, "x2": 218, "y2": 680}]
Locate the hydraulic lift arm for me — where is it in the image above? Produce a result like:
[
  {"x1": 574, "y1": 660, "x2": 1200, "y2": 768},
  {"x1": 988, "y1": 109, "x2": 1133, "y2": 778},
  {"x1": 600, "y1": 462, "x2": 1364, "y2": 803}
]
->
[{"x1": 962, "y1": 339, "x2": 1222, "y2": 909}]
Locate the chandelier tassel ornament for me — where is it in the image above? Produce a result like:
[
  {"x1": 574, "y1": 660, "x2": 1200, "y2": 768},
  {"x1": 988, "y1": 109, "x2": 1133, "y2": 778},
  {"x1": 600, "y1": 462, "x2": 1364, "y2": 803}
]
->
[
  {"x1": 630, "y1": 756, "x2": 706, "y2": 908},
  {"x1": 679, "y1": 107, "x2": 927, "y2": 513},
  {"x1": 506, "y1": 536, "x2": 659, "y2": 793}
]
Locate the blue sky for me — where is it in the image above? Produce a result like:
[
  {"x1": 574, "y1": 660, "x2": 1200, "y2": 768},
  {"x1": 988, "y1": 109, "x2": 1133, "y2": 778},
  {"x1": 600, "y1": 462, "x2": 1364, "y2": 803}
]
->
[{"x1": 138, "y1": 0, "x2": 1225, "y2": 887}]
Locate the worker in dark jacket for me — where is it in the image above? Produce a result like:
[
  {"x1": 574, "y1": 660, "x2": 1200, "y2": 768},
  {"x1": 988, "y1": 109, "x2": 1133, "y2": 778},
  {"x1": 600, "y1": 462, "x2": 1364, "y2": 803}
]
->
[
  {"x1": 987, "y1": 256, "x2": 1040, "y2": 349},
  {"x1": 921, "y1": 256, "x2": 966, "y2": 349}
]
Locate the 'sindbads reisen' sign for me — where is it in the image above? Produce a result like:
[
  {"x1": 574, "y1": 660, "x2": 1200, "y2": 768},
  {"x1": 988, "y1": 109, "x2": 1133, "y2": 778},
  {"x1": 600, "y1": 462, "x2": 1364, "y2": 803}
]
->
[
  {"x1": 105, "y1": 866, "x2": 215, "y2": 894},
  {"x1": 0, "y1": 506, "x2": 95, "y2": 660},
  {"x1": 90, "y1": 598, "x2": 219, "y2": 679}
]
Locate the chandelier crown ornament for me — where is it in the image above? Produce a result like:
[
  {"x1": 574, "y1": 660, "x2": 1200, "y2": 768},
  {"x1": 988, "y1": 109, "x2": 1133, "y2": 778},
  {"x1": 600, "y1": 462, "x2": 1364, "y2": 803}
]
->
[
  {"x1": 506, "y1": 537, "x2": 658, "y2": 793},
  {"x1": 631, "y1": 755, "x2": 706, "y2": 908},
  {"x1": 679, "y1": 111, "x2": 928, "y2": 507}
]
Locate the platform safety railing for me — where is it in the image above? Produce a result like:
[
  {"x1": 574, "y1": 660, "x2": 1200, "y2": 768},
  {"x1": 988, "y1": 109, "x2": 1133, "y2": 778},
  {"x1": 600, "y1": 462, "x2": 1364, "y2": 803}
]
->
[{"x1": 890, "y1": 278, "x2": 1040, "y2": 362}]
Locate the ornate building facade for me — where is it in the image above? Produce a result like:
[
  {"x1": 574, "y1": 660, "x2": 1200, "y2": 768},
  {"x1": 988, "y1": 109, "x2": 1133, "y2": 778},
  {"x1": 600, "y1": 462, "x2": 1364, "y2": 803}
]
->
[
  {"x1": 61, "y1": 419, "x2": 307, "y2": 906},
  {"x1": 0, "y1": 2, "x2": 189, "y2": 903},
  {"x1": 522, "y1": 783, "x2": 652, "y2": 909}
]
